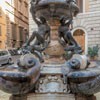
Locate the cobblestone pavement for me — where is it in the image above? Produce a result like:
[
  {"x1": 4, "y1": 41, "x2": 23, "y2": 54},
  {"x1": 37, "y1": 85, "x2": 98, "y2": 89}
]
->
[
  {"x1": 0, "y1": 91, "x2": 11, "y2": 100},
  {"x1": 0, "y1": 90, "x2": 100, "y2": 100},
  {"x1": 0, "y1": 56, "x2": 100, "y2": 100}
]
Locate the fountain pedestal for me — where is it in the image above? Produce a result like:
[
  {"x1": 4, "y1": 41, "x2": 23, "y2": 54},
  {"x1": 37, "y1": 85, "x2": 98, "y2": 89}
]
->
[
  {"x1": 28, "y1": 64, "x2": 75, "y2": 100},
  {"x1": 10, "y1": 95, "x2": 27, "y2": 100},
  {"x1": 28, "y1": 94, "x2": 75, "y2": 100},
  {"x1": 44, "y1": 19, "x2": 65, "y2": 64},
  {"x1": 9, "y1": 64, "x2": 96, "y2": 100}
]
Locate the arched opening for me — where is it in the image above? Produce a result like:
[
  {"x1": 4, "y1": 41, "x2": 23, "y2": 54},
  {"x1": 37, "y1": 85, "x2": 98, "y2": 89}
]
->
[{"x1": 73, "y1": 29, "x2": 85, "y2": 53}]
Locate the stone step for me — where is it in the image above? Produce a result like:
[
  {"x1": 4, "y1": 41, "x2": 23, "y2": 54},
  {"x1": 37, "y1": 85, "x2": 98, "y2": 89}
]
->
[
  {"x1": 9, "y1": 93, "x2": 96, "y2": 100},
  {"x1": 28, "y1": 94, "x2": 75, "y2": 100}
]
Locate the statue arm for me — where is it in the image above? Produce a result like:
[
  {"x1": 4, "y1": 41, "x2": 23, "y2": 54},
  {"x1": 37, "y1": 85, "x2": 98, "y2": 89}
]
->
[
  {"x1": 58, "y1": 38, "x2": 66, "y2": 46},
  {"x1": 64, "y1": 31, "x2": 82, "y2": 52},
  {"x1": 67, "y1": 18, "x2": 73, "y2": 28},
  {"x1": 58, "y1": 30, "x2": 66, "y2": 46},
  {"x1": 41, "y1": 31, "x2": 51, "y2": 50},
  {"x1": 67, "y1": 31, "x2": 78, "y2": 46},
  {"x1": 66, "y1": 0, "x2": 79, "y2": 16},
  {"x1": 31, "y1": 0, "x2": 40, "y2": 5},
  {"x1": 45, "y1": 29, "x2": 51, "y2": 43},
  {"x1": 30, "y1": 28, "x2": 51, "y2": 51},
  {"x1": 70, "y1": 0, "x2": 79, "y2": 16},
  {"x1": 30, "y1": 2, "x2": 41, "y2": 25}
]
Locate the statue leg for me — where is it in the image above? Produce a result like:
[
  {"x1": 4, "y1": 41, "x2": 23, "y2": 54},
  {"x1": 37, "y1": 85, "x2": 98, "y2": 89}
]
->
[
  {"x1": 64, "y1": 33, "x2": 76, "y2": 51},
  {"x1": 66, "y1": 31, "x2": 78, "y2": 47},
  {"x1": 36, "y1": 0, "x2": 40, "y2": 4},
  {"x1": 35, "y1": 33, "x2": 45, "y2": 43},
  {"x1": 64, "y1": 31, "x2": 82, "y2": 54},
  {"x1": 25, "y1": 31, "x2": 37, "y2": 46}
]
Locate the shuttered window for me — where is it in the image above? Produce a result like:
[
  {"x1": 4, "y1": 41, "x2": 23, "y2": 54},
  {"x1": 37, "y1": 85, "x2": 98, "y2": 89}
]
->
[{"x1": 0, "y1": 7, "x2": 2, "y2": 16}]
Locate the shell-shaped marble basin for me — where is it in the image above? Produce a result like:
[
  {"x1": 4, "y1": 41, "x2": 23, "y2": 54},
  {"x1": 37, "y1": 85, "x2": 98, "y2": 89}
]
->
[{"x1": 34, "y1": 0, "x2": 79, "y2": 20}]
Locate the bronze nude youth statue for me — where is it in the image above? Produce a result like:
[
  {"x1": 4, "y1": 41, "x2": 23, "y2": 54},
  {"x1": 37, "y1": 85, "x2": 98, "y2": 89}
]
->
[
  {"x1": 30, "y1": 2, "x2": 50, "y2": 45},
  {"x1": 22, "y1": 1, "x2": 51, "y2": 62},
  {"x1": 58, "y1": 16, "x2": 83, "y2": 54}
]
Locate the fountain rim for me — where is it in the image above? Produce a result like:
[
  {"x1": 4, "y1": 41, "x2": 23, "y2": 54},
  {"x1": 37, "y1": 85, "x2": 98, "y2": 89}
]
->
[{"x1": 37, "y1": 0, "x2": 68, "y2": 6}]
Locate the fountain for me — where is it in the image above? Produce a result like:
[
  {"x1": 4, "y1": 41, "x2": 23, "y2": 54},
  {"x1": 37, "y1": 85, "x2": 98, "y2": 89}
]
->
[{"x1": 0, "y1": 0, "x2": 100, "y2": 100}]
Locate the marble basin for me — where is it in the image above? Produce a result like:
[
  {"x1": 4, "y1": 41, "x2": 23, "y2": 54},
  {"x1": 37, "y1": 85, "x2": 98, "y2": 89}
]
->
[{"x1": 34, "y1": 0, "x2": 79, "y2": 20}]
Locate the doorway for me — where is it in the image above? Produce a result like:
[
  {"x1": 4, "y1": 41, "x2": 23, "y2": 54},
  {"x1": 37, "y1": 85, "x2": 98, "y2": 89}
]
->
[{"x1": 73, "y1": 29, "x2": 85, "y2": 53}]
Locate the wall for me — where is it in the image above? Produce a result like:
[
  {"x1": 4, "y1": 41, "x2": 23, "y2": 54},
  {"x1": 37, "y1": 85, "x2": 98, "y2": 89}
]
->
[
  {"x1": 89, "y1": 0, "x2": 100, "y2": 12},
  {"x1": 0, "y1": 1, "x2": 8, "y2": 49},
  {"x1": 5, "y1": 0, "x2": 29, "y2": 48},
  {"x1": 73, "y1": 0, "x2": 100, "y2": 58},
  {"x1": 0, "y1": 9, "x2": 6, "y2": 49}
]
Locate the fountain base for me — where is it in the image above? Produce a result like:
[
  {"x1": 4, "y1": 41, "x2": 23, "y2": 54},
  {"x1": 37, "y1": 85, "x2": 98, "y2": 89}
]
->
[
  {"x1": 10, "y1": 95, "x2": 27, "y2": 100},
  {"x1": 28, "y1": 94, "x2": 75, "y2": 100}
]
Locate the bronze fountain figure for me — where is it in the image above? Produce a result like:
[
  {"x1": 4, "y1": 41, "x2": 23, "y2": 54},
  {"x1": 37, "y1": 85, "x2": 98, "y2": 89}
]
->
[{"x1": 0, "y1": 0, "x2": 100, "y2": 100}]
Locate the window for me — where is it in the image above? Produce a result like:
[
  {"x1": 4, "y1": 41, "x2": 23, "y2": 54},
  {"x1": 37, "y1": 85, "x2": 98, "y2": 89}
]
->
[
  {"x1": 19, "y1": 26, "x2": 24, "y2": 46},
  {"x1": 18, "y1": 0, "x2": 22, "y2": 12},
  {"x1": 6, "y1": 15, "x2": 10, "y2": 34},
  {"x1": 24, "y1": 2, "x2": 28, "y2": 17},
  {"x1": 0, "y1": 7, "x2": 2, "y2": 17},
  {"x1": 11, "y1": 23, "x2": 17, "y2": 40},
  {"x1": 76, "y1": 0, "x2": 83, "y2": 13}
]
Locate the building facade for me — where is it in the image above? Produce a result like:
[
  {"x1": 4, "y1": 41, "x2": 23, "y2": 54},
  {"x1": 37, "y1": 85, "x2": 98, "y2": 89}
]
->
[
  {"x1": 73, "y1": 0, "x2": 100, "y2": 58},
  {"x1": 29, "y1": 0, "x2": 100, "y2": 58},
  {"x1": 0, "y1": 1, "x2": 7, "y2": 49},
  {"x1": 0, "y1": 0, "x2": 29, "y2": 49}
]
